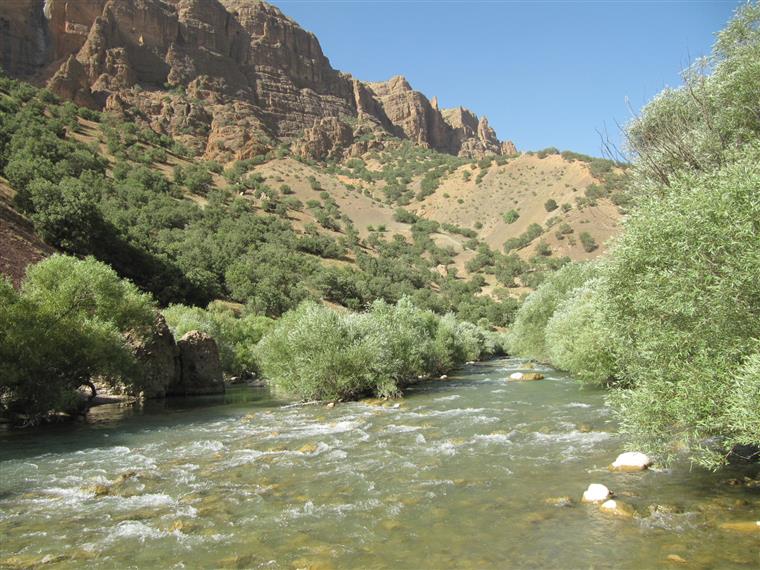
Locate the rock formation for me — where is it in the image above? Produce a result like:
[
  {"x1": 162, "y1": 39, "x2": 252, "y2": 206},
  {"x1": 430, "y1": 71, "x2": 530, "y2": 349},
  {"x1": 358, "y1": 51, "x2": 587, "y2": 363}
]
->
[
  {"x1": 126, "y1": 314, "x2": 180, "y2": 399},
  {"x1": 127, "y1": 319, "x2": 224, "y2": 398},
  {"x1": 0, "y1": 0, "x2": 516, "y2": 160},
  {"x1": 172, "y1": 330, "x2": 225, "y2": 396}
]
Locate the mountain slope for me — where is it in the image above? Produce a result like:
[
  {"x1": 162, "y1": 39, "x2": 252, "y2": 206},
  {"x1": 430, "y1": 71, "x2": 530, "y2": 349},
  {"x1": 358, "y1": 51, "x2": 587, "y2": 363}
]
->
[{"x1": 1, "y1": 0, "x2": 515, "y2": 161}]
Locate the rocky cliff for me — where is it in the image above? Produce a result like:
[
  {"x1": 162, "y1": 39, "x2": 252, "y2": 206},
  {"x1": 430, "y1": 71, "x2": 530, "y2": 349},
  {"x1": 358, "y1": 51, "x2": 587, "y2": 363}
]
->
[{"x1": 0, "y1": 0, "x2": 515, "y2": 160}]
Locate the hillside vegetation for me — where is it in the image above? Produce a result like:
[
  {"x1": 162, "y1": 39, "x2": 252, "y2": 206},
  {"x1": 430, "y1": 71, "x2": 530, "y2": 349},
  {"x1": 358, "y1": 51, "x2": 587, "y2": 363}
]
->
[
  {"x1": 507, "y1": 3, "x2": 760, "y2": 469},
  {"x1": 0, "y1": 52, "x2": 622, "y2": 418}
]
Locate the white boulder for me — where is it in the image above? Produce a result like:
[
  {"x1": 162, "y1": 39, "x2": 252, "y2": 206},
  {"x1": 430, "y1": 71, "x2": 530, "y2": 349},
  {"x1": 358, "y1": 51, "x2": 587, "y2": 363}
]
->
[
  {"x1": 582, "y1": 483, "x2": 612, "y2": 503},
  {"x1": 610, "y1": 451, "x2": 652, "y2": 472}
]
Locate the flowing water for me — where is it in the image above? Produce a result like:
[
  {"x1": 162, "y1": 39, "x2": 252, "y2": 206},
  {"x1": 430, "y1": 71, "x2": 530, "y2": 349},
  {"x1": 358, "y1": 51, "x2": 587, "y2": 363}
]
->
[{"x1": 1, "y1": 359, "x2": 759, "y2": 569}]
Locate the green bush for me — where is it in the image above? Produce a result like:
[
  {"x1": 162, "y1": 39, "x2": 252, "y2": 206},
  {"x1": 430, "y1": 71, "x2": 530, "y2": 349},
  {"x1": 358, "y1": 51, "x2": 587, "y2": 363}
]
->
[
  {"x1": 602, "y1": 149, "x2": 760, "y2": 467},
  {"x1": 257, "y1": 299, "x2": 499, "y2": 401},
  {"x1": 507, "y1": 262, "x2": 597, "y2": 361},
  {"x1": 502, "y1": 209, "x2": 520, "y2": 224},
  {"x1": 393, "y1": 207, "x2": 419, "y2": 224},
  {"x1": 503, "y1": 223, "x2": 543, "y2": 252},
  {"x1": 0, "y1": 255, "x2": 155, "y2": 419},
  {"x1": 545, "y1": 279, "x2": 616, "y2": 385},
  {"x1": 579, "y1": 231, "x2": 598, "y2": 252},
  {"x1": 544, "y1": 199, "x2": 558, "y2": 212}
]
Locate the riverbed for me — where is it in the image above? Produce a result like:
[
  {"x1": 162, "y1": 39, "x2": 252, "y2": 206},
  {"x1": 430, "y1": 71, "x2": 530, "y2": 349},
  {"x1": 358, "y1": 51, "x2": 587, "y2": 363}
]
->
[{"x1": 1, "y1": 359, "x2": 759, "y2": 569}]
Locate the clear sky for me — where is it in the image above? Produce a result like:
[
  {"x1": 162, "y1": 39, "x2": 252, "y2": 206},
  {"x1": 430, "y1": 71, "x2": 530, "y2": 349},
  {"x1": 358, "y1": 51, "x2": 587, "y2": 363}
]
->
[{"x1": 270, "y1": 0, "x2": 742, "y2": 157}]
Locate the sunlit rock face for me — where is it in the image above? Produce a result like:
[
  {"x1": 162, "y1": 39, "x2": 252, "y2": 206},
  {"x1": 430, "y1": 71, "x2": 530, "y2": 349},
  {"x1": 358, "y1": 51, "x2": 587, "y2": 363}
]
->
[{"x1": 1, "y1": 0, "x2": 515, "y2": 161}]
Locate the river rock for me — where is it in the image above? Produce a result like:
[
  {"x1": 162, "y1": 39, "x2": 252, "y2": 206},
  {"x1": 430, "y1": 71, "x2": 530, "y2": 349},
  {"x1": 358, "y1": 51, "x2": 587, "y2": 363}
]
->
[
  {"x1": 509, "y1": 372, "x2": 544, "y2": 381},
  {"x1": 544, "y1": 496, "x2": 574, "y2": 507},
  {"x1": 298, "y1": 442, "x2": 319, "y2": 454},
  {"x1": 582, "y1": 483, "x2": 612, "y2": 503},
  {"x1": 610, "y1": 451, "x2": 653, "y2": 472},
  {"x1": 168, "y1": 331, "x2": 225, "y2": 396},
  {"x1": 599, "y1": 499, "x2": 635, "y2": 518},
  {"x1": 718, "y1": 521, "x2": 760, "y2": 533}
]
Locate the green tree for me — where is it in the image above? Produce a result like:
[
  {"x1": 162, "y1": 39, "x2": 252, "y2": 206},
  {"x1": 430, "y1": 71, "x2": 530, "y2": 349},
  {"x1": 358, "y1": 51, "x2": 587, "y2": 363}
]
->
[{"x1": 0, "y1": 256, "x2": 155, "y2": 419}]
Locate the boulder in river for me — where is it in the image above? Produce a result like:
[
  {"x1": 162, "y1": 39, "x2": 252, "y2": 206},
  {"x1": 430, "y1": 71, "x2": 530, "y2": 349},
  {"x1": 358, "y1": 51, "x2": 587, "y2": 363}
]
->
[
  {"x1": 509, "y1": 372, "x2": 544, "y2": 381},
  {"x1": 599, "y1": 499, "x2": 635, "y2": 518},
  {"x1": 582, "y1": 483, "x2": 612, "y2": 503},
  {"x1": 168, "y1": 331, "x2": 225, "y2": 396},
  {"x1": 610, "y1": 451, "x2": 653, "y2": 472}
]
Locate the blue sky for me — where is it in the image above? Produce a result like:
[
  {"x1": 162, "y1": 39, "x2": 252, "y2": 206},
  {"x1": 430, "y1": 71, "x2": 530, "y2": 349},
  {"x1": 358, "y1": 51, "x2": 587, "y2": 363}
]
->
[{"x1": 271, "y1": 0, "x2": 742, "y2": 157}]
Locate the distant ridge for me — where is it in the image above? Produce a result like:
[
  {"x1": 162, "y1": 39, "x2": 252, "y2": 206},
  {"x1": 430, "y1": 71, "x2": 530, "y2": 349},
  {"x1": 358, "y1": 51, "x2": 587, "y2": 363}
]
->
[{"x1": 0, "y1": 0, "x2": 516, "y2": 161}]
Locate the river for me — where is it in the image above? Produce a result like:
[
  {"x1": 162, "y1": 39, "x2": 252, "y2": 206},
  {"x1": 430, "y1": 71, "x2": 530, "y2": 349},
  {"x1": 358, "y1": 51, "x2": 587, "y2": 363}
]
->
[{"x1": 1, "y1": 359, "x2": 759, "y2": 569}]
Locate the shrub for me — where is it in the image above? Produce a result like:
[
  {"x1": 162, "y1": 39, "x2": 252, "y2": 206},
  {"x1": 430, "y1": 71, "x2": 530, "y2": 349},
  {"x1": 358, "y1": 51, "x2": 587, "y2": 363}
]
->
[
  {"x1": 0, "y1": 256, "x2": 155, "y2": 419},
  {"x1": 602, "y1": 149, "x2": 760, "y2": 468},
  {"x1": 393, "y1": 207, "x2": 419, "y2": 224},
  {"x1": 545, "y1": 279, "x2": 617, "y2": 385},
  {"x1": 544, "y1": 198, "x2": 558, "y2": 212},
  {"x1": 507, "y1": 262, "x2": 597, "y2": 361},
  {"x1": 536, "y1": 240, "x2": 551, "y2": 256},
  {"x1": 579, "y1": 231, "x2": 598, "y2": 252},
  {"x1": 257, "y1": 299, "x2": 497, "y2": 401},
  {"x1": 183, "y1": 164, "x2": 213, "y2": 194},
  {"x1": 503, "y1": 223, "x2": 543, "y2": 252},
  {"x1": 503, "y1": 209, "x2": 520, "y2": 224}
]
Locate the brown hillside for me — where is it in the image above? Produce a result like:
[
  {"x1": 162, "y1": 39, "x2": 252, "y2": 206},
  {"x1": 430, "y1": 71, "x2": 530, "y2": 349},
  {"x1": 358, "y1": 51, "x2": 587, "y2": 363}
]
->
[{"x1": 0, "y1": 181, "x2": 54, "y2": 287}]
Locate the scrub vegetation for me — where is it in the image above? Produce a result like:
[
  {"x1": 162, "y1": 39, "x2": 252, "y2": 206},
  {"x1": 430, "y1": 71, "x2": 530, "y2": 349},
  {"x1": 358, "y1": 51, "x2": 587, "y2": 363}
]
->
[{"x1": 507, "y1": 4, "x2": 760, "y2": 469}]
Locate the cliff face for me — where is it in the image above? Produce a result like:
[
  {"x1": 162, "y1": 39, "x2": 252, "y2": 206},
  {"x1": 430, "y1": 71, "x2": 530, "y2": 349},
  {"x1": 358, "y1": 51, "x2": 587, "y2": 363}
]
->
[{"x1": 1, "y1": 0, "x2": 515, "y2": 160}]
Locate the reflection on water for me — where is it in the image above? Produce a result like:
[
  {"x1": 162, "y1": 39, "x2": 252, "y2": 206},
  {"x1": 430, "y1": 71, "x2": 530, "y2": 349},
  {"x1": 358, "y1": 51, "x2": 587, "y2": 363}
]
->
[{"x1": 1, "y1": 359, "x2": 759, "y2": 569}]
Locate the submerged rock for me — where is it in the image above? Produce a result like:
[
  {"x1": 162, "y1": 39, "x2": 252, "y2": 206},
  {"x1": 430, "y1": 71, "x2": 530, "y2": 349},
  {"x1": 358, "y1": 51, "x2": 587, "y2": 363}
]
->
[
  {"x1": 85, "y1": 484, "x2": 111, "y2": 497},
  {"x1": 599, "y1": 499, "x2": 635, "y2": 518},
  {"x1": 298, "y1": 442, "x2": 319, "y2": 454},
  {"x1": 718, "y1": 521, "x2": 760, "y2": 533},
  {"x1": 582, "y1": 483, "x2": 612, "y2": 503},
  {"x1": 610, "y1": 451, "x2": 653, "y2": 472},
  {"x1": 509, "y1": 372, "x2": 544, "y2": 381},
  {"x1": 544, "y1": 496, "x2": 574, "y2": 507}
]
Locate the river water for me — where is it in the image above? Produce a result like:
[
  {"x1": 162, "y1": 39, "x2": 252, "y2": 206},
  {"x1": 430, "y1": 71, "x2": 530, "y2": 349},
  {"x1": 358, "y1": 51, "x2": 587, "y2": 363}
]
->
[{"x1": 1, "y1": 359, "x2": 759, "y2": 569}]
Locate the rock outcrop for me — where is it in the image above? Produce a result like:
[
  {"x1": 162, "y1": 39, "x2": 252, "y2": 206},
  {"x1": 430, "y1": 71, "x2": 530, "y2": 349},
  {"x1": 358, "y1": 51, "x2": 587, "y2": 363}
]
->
[
  {"x1": 127, "y1": 319, "x2": 224, "y2": 398},
  {"x1": 1, "y1": 0, "x2": 515, "y2": 161},
  {"x1": 171, "y1": 330, "x2": 225, "y2": 396},
  {"x1": 127, "y1": 314, "x2": 180, "y2": 399}
]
